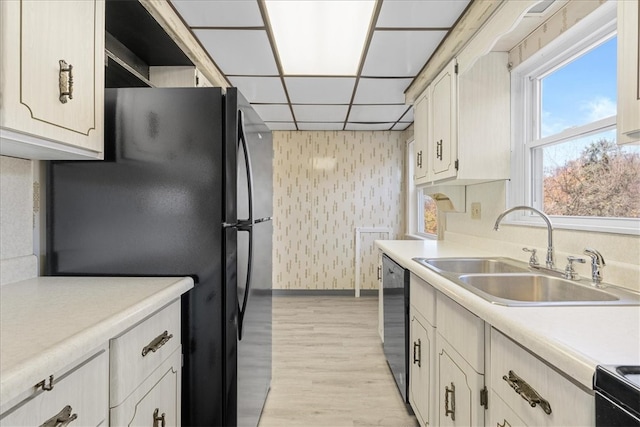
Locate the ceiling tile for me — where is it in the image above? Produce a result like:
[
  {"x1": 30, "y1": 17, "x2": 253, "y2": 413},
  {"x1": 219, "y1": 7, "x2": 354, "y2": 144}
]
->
[
  {"x1": 285, "y1": 77, "x2": 356, "y2": 104},
  {"x1": 348, "y1": 104, "x2": 410, "y2": 122},
  {"x1": 376, "y1": 1, "x2": 471, "y2": 28},
  {"x1": 293, "y1": 105, "x2": 349, "y2": 122},
  {"x1": 265, "y1": 122, "x2": 297, "y2": 131},
  {"x1": 194, "y1": 29, "x2": 277, "y2": 75},
  {"x1": 345, "y1": 123, "x2": 395, "y2": 131},
  {"x1": 228, "y1": 76, "x2": 287, "y2": 103},
  {"x1": 252, "y1": 104, "x2": 293, "y2": 122},
  {"x1": 400, "y1": 106, "x2": 414, "y2": 122},
  {"x1": 298, "y1": 122, "x2": 345, "y2": 131},
  {"x1": 392, "y1": 122, "x2": 412, "y2": 131},
  {"x1": 170, "y1": 1, "x2": 264, "y2": 27},
  {"x1": 362, "y1": 30, "x2": 447, "y2": 77},
  {"x1": 353, "y1": 78, "x2": 413, "y2": 104}
]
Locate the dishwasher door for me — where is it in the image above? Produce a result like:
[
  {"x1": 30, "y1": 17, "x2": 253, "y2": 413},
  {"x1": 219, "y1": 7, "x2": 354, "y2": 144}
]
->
[{"x1": 382, "y1": 254, "x2": 410, "y2": 404}]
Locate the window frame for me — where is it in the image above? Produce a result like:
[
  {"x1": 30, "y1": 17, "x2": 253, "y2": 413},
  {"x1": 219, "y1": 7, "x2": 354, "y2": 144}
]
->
[
  {"x1": 406, "y1": 138, "x2": 438, "y2": 240},
  {"x1": 508, "y1": 2, "x2": 638, "y2": 235}
]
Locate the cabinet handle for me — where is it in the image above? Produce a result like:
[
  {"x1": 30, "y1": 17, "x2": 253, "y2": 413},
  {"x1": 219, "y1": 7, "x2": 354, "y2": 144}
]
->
[
  {"x1": 153, "y1": 408, "x2": 166, "y2": 427},
  {"x1": 444, "y1": 382, "x2": 456, "y2": 421},
  {"x1": 502, "y1": 370, "x2": 552, "y2": 415},
  {"x1": 58, "y1": 60, "x2": 73, "y2": 104},
  {"x1": 436, "y1": 140, "x2": 443, "y2": 161},
  {"x1": 40, "y1": 405, "x2": 78, "y2": 427},
  {"x1": 497, "y1": 420, "x2": 512, "y2": 427},
  {"x1": 36, "y1": 374, "x2": 54, "y2": 391},
  {"x1": 142, "y1": 330, "x2": 173, "y2": 356},
  {"x1": 377, "y1": 266, "x2": 382, "y2": 281},
  {"x1": 413, "y1": 339, "x2": 421, "y2": 367},
  {"x1": 417, "y1": 150, "x2": 423, "y2": 168}
]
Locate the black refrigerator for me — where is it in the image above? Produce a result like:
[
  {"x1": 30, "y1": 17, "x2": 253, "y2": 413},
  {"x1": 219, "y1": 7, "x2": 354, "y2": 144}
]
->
[{"x1": 46, "y1": 87, "x2": 272, "y2": 427}]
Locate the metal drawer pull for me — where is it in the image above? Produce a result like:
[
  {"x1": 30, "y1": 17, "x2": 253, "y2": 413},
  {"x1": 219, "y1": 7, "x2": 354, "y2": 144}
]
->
[
  {"x1": 502, "y1": 370, "x2": 552, "y2": 415},
  {"x1": 153, "y1": 408, "x2": 166, "y2": 427},
  {"x1": 142, "y1": 330, "x2": 173, "y2": 356},
  {"x1": 40, "y1": 405, "x2": 78, "y2": 427},
  {"x1": 497, "y1": 420, "x2": 512, "y2": 427},
  {"x1": 413, "y1": 339, "x2": 421, "y2": 367},
  {"x1": 58, "y1": 60, "x2": 73, "y2": 104},
  {"x1": 444, "y1": 382, "x2": 456, "y2": 420},
  {"x1": 36, "y1": 374, "x2": 54, "y2": 391}
]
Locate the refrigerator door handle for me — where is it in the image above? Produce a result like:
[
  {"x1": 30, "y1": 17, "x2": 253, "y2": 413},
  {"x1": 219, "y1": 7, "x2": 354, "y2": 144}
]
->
[{"x1": 237, "y1": 109, "x2": 255, "y2": 340}]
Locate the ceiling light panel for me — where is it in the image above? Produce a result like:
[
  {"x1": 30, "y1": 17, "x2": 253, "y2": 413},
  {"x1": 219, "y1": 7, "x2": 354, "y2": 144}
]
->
[
  {"x1": 265, "y1": 122, "x2": 297, "y2": 131},
  {"x1": 345, "y1": 122, "x2": 395, "y2": 131},
  {"x1": 264, "y1": 1, "x2": 375, "y2": 75},
  {"x1": 228, "y1": 76, "x2": 288, "y2": 103},
  {"x1": 194, "y1": 29, "x2": 278, "y2": 75},
  {"x1": 298, "y1": 122, "x2": 345, "y2": 131},
  {"x1": 353, "y1": 78, "x2": 413, "y2": 104},
  {"x1": 362, "y1": 30, "x2": 447, "y2": 77},
  {"x1": 348, "y1": 104, "x2": 410, "y2": 122},
  {"x1": 376, "y1": 0, "x2": 470, "y2": 28},
  {"x1": 285, "y1": 77, "x2": 356, "y2": 104},
  {"x1": 392, "y1": 122, "x2": 412, "y2": 131},
  {"x1": 252, "y1": 104, "x2": 294, "y2": 122},
  {"x1": 293, "y1": 105, "x2": 349, "y2": 122},
  {"x1": 171, "y1": 0, "x2": 264, "y2": 27}
]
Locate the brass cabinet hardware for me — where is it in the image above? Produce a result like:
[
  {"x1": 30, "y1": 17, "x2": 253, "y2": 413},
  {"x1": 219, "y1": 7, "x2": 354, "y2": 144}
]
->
[
  {"x1": 36, "y1": 375, "x2": 54, "y2": 391},
  {"x1": 142, "y1": 330, "x2": 173, "y2": 357},
  {"x1": 58, "y1": 60, "x2": 73, "y2": 104},
  {"x1": 502, "y1": 370, "x2": 552, "y2": 415},
  {"x1": 436, "y1": 140, "x2": 443, "y2": 161},
  {"x1": 153, "y1": 408, "x2": 166, "y2": 427},
  {"x1": 40, "y1": 405, "x2": 77, "y2": 427},
  {"x1": 497, "y1": 419, "x2": 512, "y2": 427},
  {"x1": 413, "y1": 339, "x2": 421, "y2": 367},
  {"x1": 444, "y1": 382, "x2": 456, "y2": 420},
  {"x1": 417, "y1": 150, "x2": 423, "y2": 168}
]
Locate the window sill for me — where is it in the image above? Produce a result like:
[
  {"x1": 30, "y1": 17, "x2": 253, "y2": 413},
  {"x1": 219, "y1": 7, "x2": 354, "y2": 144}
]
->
[
  {"x1": 405, "y1": 233, "x2": 438, "y2": 241},
  {"x1": 498, "y1": 216, "x2": 640, "y2": 236}
]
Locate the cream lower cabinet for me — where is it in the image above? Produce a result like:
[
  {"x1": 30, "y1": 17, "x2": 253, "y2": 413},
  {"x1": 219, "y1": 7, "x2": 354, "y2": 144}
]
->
[
  {"x1": 490, "y1": 328, "x2": 594, "y2": 426},
  {"x1": 0, "y1": 350, "x2": 109, "y2": 426},
  {"x1": 0, "y1": 0, "x2": 105, "y2": 160}
]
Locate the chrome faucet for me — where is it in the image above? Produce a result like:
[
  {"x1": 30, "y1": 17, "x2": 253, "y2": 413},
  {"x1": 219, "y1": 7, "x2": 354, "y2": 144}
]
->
[
  {"x1": 494, "y1": 206, "x2": 555, "y2": 269},
  {"x1": 584, "y1": 248, "x2": 606, "y2": 286}
]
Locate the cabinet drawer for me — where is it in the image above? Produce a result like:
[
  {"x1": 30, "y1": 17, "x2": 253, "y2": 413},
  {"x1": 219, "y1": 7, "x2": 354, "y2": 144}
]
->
[
  {"x1": 490, "y1": 328, "x2": 595, "y2": 426},
  {"x1": 110, "y1": 346, "x2": 182, "y2": 427},
  {"x1": 0, "y1": 350, "x2": 108, "y2": 426},
  {"x1": 410, "y1": 273, "x2": 436, "y2": 325},
  {"x1": 110, "y1": 300, "x2": 181, "y2": 406},
  {"x1": 436, "y1": 293, "x2": 484, "y2": 372},
  {"x1": 489, "y1": 390, "x2": 527, "y2": 427}
]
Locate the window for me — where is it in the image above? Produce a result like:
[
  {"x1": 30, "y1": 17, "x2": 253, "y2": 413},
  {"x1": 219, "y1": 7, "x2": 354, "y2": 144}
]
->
[
  {"x1": 417, "y1": 190, "x2": 438, "y2": 237},
  {"x1": 406, "y1": 139, "x2": 438, "y2": 239},
  {"x1": 510, "y1": 4, "x2": 640, "y2": 235}
]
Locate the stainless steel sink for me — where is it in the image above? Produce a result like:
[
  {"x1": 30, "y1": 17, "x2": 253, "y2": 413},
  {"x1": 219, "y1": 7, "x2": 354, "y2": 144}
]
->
[
  {"x1": 412, "y1": 257, "x2": 640, "y2": 306},
  {"x1": 413, "y1": 257, "x2": 530, "y2": 274}
]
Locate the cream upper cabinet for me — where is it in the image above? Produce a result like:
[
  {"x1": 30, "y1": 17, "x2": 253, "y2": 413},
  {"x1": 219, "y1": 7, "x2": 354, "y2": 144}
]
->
[
  {"x1": 429, "y1": 60, "x2": 458, "y2": 183},
  {"x1": 150, "y1": 66, "x2": 213, "y2": 88},
  {"x1": 0, "y1": 0, "x2": 105, "y2": 160},
  {"x1": 617, "y1": 0, "x2": 640, "y2": 145},
  {"x1": 414, "y1": 89, "x2": 430, "y2": 184}
]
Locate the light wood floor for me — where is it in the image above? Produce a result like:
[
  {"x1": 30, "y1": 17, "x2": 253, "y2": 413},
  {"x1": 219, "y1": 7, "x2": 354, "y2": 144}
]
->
[{"x1": 258, "y1": 295, "x2": 418, "y2": 427}]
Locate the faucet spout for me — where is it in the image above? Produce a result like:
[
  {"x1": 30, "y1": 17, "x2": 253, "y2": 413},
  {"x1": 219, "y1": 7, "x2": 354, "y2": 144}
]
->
[{"x1": 494, "y1": 206, "x2": 554, "y2": 268}]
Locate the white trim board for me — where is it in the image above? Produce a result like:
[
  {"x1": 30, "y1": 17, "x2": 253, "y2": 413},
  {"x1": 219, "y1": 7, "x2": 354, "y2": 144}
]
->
[{"x1": 354, "y1": 227, "x2": 392, "y2": 298}]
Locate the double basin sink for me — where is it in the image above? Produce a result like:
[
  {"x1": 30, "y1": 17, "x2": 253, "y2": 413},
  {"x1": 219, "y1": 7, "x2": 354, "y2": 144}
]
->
[{"x1": 412, "y1": 257, "x2": 640, "y2": 306}]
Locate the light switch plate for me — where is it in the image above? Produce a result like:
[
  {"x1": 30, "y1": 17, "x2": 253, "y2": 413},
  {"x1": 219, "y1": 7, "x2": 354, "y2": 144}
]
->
[{"x1": 471, "y1": 202, "x2": 481, "y2": 220}]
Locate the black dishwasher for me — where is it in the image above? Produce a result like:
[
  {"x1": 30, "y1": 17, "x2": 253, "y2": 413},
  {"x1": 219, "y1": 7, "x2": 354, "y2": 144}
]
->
[
  {"x1": 594, "y1": 365, "x2": 640, "y2": 426},
  {"x1": 382, "y1": 254, "x2": 411, "y2": 405}
]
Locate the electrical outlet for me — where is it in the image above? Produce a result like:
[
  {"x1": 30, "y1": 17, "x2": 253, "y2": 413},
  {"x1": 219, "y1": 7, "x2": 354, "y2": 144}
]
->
[{"x1": 471, "y1": 202, "x2": 481, "y2": 220}]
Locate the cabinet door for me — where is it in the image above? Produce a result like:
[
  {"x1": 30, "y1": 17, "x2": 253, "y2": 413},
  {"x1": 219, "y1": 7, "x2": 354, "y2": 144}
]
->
[
  {"x1": 437, "y1": 336, "x2": 484, "y2": 427},
  {"x1": 429, "y1": 60, "x2": 457, "y2": 182},
  {"x1": 410, "y1": 314, "x2": 434, "y2": 427},
  {"x1": 0, "y1": 0, "x2": 104, "y2": 159},
  {"x1": 617, "y1": 0, "x2": 640, "y2": 144},
  {"x1": 414, "y1": 89, "x2": 430, "y2": 183}
]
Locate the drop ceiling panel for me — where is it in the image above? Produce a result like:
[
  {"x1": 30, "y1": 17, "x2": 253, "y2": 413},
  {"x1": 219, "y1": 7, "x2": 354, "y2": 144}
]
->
[
  {"x1": 392, "y1": 122, "x2": 412, "y2": 131},
  {"x1": 348, "y1": 104, "x2": 410, "y2": 122},
  {"x1": 265, "y1": 122, "x2": 297, "y2": 131},
  {"x1": 377, "y1": 0, "x2": 471, "y2": 28},
  {"x1": 298, "y1": 122, "x2": 345, "y2": 131},
  {"x1": 353, "y1": 78, "x2": 413, "y2": 104},
  {"x1": 400, "y1": 107, "x2": 414, "y2": 122},
  {"x1": 252, "y1": 104, "x2": 293, "y2": 122},
  {"x1": 194, "y1": 29, "x2": 278, "y2": 75},
  {"x1": 346, "y1": 122, "x2": 395, "y2": 131},
  {"x1": 171, "y1": 1, "x2": 264, "y2": 27},
  {"x1": 293, "y1": 105, "x2": 349, "y2": 122},
  {"x1": 362, "y1": 30, "x2": 447, "y2": 77},
  {"x1": 285, "y1": 77, "x2": 356, "y2": 104},
  {"x1": 228, "y1": 76, "x2": 288, "y2": 103}
]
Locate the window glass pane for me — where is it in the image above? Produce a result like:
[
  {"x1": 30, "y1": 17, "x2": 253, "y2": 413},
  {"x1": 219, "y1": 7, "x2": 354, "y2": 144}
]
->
[
  {"x1": 538, "y1": 129, "x2": 640, "y2": 218},
  {"x1": 423, "y1": 195, "x2": 438, "y2": 235},
  {"x1": 540, "y1": 37, "x2": 617, "y2": 138}
]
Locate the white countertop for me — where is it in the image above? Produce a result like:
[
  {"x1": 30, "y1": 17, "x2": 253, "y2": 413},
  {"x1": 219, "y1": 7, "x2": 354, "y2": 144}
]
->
[
  {"x1": 0, "y1": 276, "x2": 194, "y2": 408},
  {"x1": 376, "y1": 240, "x2": 640, "y2": 390}
]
